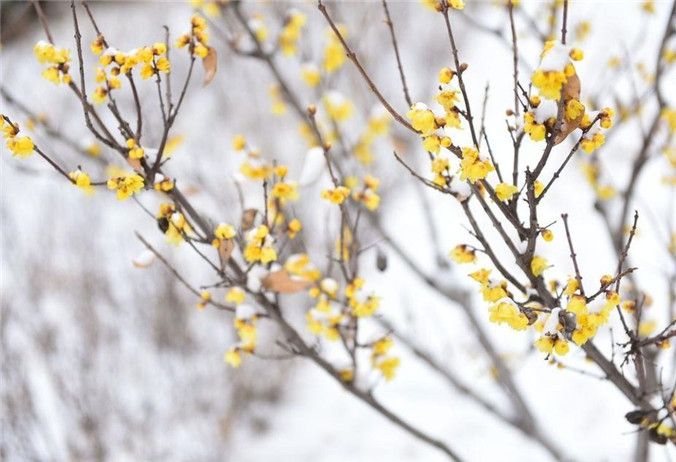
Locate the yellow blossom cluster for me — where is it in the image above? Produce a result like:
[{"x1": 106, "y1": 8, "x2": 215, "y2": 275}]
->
[
  {"x1": 106, "y1": 171, "x2": 144, "y2": 200},
  {"x1": 459, "y1": 147, "x2": 494, "y2": 183},
  {"x1": 68, "y1": 169, "x2": 95, "y2": 195},
  {"x1": 489, "y1": 301, "x2": 529, "y2": 331},
  {"x1": 345, "y1": 277, "x2": 380, "y2": 317},
  {"x1": 285, "y1": 253, "x2": 322, "y2": 283},
  {"x1": 278, "y1": 9, "x2": 307, "y2": 56},
  {"x1": 321, "y1": 185, "x2": 351, "y2": 205},
  {"x1": 268, "y1": 84, "x2": 287, "y2": 116},
  {"x1": 212, "y1": 222, "x2": 236, "y2": 248},
  {"x1": 196, "y1": 290, "x2": 211, "y2": 310},
  {"x1": 579, "y1": 107, "x2": 614, "y2": 154},
  {"x1": 33, "y1": 41, "x2": 71, "y2": 85},
  {"x1": 176, "y1": 14, "x2": 210, "y2": 58},
  {"x1": 531, "y1": 40, "x2": 582, "y2": 101},
  {"x1": 495, "y1": 182, "x2": 519, "y2": 201},
  {"x1": 2, "y1": 118, "x2": 34, "y2": 158},
  {"x1": 189, "y1": 0, "x2": 222, "y2": 18},
  {"x1": 353, "y1": 109, "x2": 391, "y2": 165},
  {"x1": 126, "y1": 138, "x2": 144, "y2": 160},
  {"x1": 580, "y1": 161, "x2": 616, "y2": 200},
  {"x1": 243, "y1": 225, "x2": 277, "y2": 264},
  {"x1": 153, "y1": 173, "x2": 175, "y2": 193},
  {"x1": 323, "y1": 25, "x2": 347, "y2": 73},
  {"x1": 450, "y1": 244, "x2": 476, "y2": 264},
  {"x1": 347, "y1": 175, "x2": 381, "y2": 211},
  {"x1": 371, "y1": 337, "x2": 400, "y2": 381},
  {"x1": 233, "y1": 135, "x2": 272, "y2": 181},
  {"x1": 307, "y1": 277, "x2": 344, "y2": 341},
  {"x1": 323, "y1": 91, "x2": 354, "y2": 122},
  {"x1": 225, "y1": 303, "x2": 259, "y2": 368},
  {"x1": 300, "y1": 62, "x2": 321, "y2": 88},
  {"x1": 156, "y1": 203, "x2": 192, "y2": 245}
]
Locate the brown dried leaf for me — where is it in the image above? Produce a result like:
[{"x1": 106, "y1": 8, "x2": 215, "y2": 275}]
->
[
  {"x1": 562, "y1": 71, "x2": 581, "y2": 101},
  {"x1": 126, "y1": 156, "x2": 143, "y2": 172},
  {"x1": 202, "y1": 46, "x2": 217, "y2": 86},
  {"x1": 241, "y1": 208, "x2": 257, "y2": 231},
  {"x1": 218, "y1": 238, "x2": 234, "y2": 267},
  {"x1": 261, "y1": 270, "x2": 312, "y2": 294},
  {"x1": 554, "y1": 72, "x2": 582, "y2": 145}
]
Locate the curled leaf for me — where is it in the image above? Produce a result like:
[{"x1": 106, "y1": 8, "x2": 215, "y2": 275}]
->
[
  {"x1": 261, "y1": 270, "x2": 312, "y2": 294},
  {"x1": 126, "y1": 156, "x2": 143, "y2": 172},
  {"x1": 218, "y1": 238, "x2": 234, "y2": 267},
  {"x1": 554, "y1": 72, "x2": 582, "y2": 145},
  {"x1": 202, "y1": 46, "x2": 217, "y2": 86},
  {"x1": 241, "y1": 208, "x2": 258, "y2": 231}
]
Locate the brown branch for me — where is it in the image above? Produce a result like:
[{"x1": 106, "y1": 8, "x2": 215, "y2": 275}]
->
[
  {"x1": 317, "y1": 1, "x2": 415, "y2": 133},
  {"x1": 381, "y1": 0, "x2": 412, "y2": 107},
  {"x1": 561, "y1": 213, "x2": 586, "y2": 297}
]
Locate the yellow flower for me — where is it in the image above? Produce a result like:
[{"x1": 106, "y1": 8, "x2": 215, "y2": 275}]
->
[
  {"x1": 321, "y1": 186, "x2": 350, "y2": 205},
  {"x1": 532, "y1": 69, "x2": 567, "y2": 100},
  {"x1": 448, "y1": 0, "x2": 464, "y2": 9},
  {"x1": 323, "y1": 92, "x2": 354, "y2": 122},
  {"x1": 6, "y1": 136, "x2": 34, "y2": 158},
  {"x1": 90, "y1": 36, "x2": 105, "y2": 55},
  {"x1": 580, "y1": 133, "x2": 605, "y2": 154},
  {"x1": 535, "y1": 335, "x2": 569, "y2": 356},
  {"x1": 126, "y1": 138, "x2": 144, "y2": 160},
  {"x1": 106, "y1": 172, "x2": 144, "y2": 200},
  {"x1": 287, "y1": 218, "x2": 302, "y2": 238},
  {"x1": 450, "y1": 244, "x2": 476, "y2": 264},
  {"x1": 68, "y1": 170, "x2": 95, "y2": 195},
  {"x1": 569, "y1": 48, "x2": 584, "y2": 61},
  {"x1": 224, "y1": 348, "x2": 242, "y2": 368},
  {"x1": 278, "y1": 10, "x2": 306, "y2": 56},
  {"x1": 156, "y1": 57, "x2": 170, "y2": 73},
  {"x1": 373, "y1": 337, "x2": 394, "y2": 355},
  {"x1": 534, "y1": 180, "x2": 544, "y2": 197},
  {"x1": 495, "y1": 183, "x2": 518, "y2": 201},
  {"x1": 215, "y1": 223, "x2": 236, "y2": 240},
  {"x1": 243, "y1": 225, "x2": 277, "y2": 264},
  {"x1": 565, "y1": 99, "x2": 585, "y2": 121},
  {"x1": 406, "y1": 104, "x2": 437, "y2": 135},
  {"x1": 323, "y1": 25, "x2": 347, "y2": 73},
  {"x1": 489, "y1": 302, "x2": 529, "y2": 330},
  {"x1": 92, "y1": 86, "x2": 108, "y2": 104},
  {"x1": 530, "y1": 256, "x2": 548, "y2": 277},
  {"x1": 225, "y1": 287, "x2": 246, "y2": 305},
  {"x1": 374, "y1": 356, "x2": 400, "y2": 381},
  {"x1": 541, "y1": 229, "x2": 554, "y2": 242},
  {"x1": 459, "y1": 147, "x2": 494, "y2": 183},
  {"x1": 422, "y1": 135, "x2": 441, "y2": 154},
  {"x1": 438, "y1": 67, "x2": 454, "y2": 84},
  {"x1": 232, "y1": 134, "x2": 247, "y2": 151},
  {"x1": 271, "y1": 181, "x2": 299, "y2": 201},
  {"x1": 300, "y1": 63, "x2": 321, "y2": 87}
]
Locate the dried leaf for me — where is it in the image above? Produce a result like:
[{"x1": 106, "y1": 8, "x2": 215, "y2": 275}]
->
[
  {"x1": 554, "y1": 72, "x2": 582, "y2": 145},
  {"x1": 562, "y1": 71, "x2": 581, "y2": 101},
  {"x1": 261, "y1": 270, "x2": 312, "y2": 294},
  {"x1": 202, "y1": 46, "x2": 217, "y2": 86},
  {"x1": 126, "y1": 156, "x2": 143, "y2": 172},
  {"x1": 132, "y1": 249, "x2": 156, "y2": 268},
  {"x1": 241, "y1": 208, "x2": 257, "y2": 231},
  {"x1": 218, "y1": 238, "x2": 234, "y2": 267}
]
